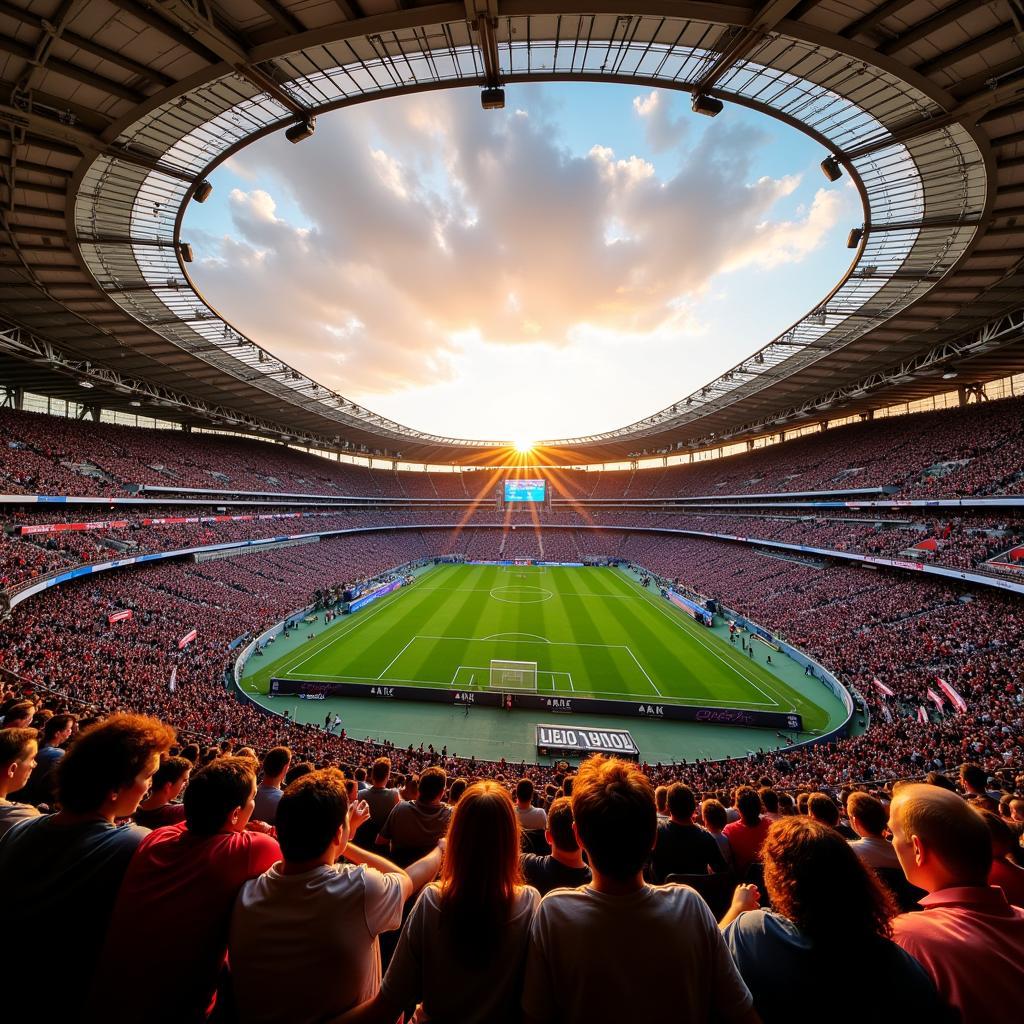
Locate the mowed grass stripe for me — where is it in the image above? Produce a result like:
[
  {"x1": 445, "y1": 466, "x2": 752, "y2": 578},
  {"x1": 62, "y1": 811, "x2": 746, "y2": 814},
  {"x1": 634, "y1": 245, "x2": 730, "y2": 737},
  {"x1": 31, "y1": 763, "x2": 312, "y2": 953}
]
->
[{"x1": 254, "y1": 565, "x2": 832, "y2": 725}]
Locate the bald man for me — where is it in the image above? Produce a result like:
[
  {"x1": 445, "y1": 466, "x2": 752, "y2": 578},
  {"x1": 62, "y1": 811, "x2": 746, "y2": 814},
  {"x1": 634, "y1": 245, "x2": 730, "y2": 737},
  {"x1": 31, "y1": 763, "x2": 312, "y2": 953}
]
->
[{"x1": 888, "y1": 783, "x2": 1024, "y2": 1023}]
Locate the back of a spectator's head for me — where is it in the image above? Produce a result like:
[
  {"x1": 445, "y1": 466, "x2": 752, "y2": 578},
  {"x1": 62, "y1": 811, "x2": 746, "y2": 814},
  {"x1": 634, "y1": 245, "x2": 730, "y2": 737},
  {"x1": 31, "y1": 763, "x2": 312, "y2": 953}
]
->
[
  {"x1": 449, "y1": 777, "x2": 467, "y2": 803},
  {"x1": 572, "y1": 755, "x2": 655, "y2": 880},
  {"x1": 561, "y1": 774, "x2": 575, "y2": 797},
  {"x1": 151, "y1": 754, "x2": 192, "y2": 793},
  {"x1": 180, "y1": 743, "x2": 200, "y2": 765},
  {"x1": 276, "y1": 768, "x2": 349, "y2": 862},
  {"x1": 778, "y1": 793, "x2": 796, "y2": 815},
  {"x1": 796, "y1": 792, "x2": 810, "y2": 815},
  {"x1": 2, "y1": 701, "x2": 34, "y2": 728},
  {"x1": 57, "y1": 714, "x2": 175, "y2": 815},
  {"x1": 370, "y1": 757, "x2": 391, "y2": 784},
  {"x1": 184, "y1": 756, "x2": 256, "y2": 836},
  {"x1": 735, "y1": 786, "x2": 763, "y2": 826},
  {"x1": 354, "y1": 767, "x2": 366, "y2": 782},
  {"x1": 890, "y1": 783, "x2": 992, "y2": 889},
  {"x1": 701, "y1": 798, "x2": 728, "y2": 832},
  {"x1": 667, "y1": 783, "x2": 697, "y2": 823},
  {"x1": 419, "y1": 766, "x2": 447, "y2": 803},
  {"x1": 546, "y1": 796, "x2": 578, "y2": 853},
  {"x1": 763, "y1": 817, "x2": 895, "y2": 946},
  {"x1": 41, "y1": 713, "x2": 75, "y2": 744},
  {"x1": 655, "y1": 785, "x2": 668, "y2": 814},
  {"x1": 976, "y1": 807, "x2": 1015, "y2": 858},
  {"x1": 285, "y1": 761, "x2": 314, "y2": 787},
  {"x1": 848, "y1": 792, "x2": 888, "y2": 836},
  {"x1": 262, "y1": 746, "x2": 291, "y2": 780},
  {"x1": 808, "y1": 793, "x2": 840, "y2": 828},
  {"x1": 924, "y1": 771, "x2": 958, "y2": 792},
  {"x1": 960, "y1": 763, "x2": 988, "y2": 793},
  {"x1": 516, "y1": 778, "x2": 535, "y2": 804},
  {"x1": 759, "y1": 787, "x2": 779, "y2": 814}
]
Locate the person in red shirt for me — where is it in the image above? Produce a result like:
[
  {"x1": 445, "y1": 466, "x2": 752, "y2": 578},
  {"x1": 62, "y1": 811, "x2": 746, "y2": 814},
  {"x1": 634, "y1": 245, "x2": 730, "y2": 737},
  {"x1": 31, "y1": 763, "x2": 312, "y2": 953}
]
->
[
  {"x1": 722, "y1": 787, "x2": 771, "y2": 875},
  {"x1": 90, "y1": 755, "x2": 280, "y2": 1022},
  {"x1": 889, "y1": 784, "x2": 1024, "y2": 1024}
]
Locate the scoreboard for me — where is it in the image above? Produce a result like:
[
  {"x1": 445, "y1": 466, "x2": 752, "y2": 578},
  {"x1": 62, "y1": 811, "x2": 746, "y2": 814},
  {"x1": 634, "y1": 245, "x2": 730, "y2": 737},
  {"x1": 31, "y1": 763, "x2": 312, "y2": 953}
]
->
[{"x1": 504, "y1": 479, "x2": 546, "y2": 503}]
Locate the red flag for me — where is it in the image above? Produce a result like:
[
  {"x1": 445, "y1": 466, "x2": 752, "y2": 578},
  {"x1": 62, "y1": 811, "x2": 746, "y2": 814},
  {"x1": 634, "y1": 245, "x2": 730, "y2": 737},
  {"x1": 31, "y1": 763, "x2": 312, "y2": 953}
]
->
[
  {"x1": 107, "y1": 609, "x2": 133, "y2": 625},
  {"x1": 873, "y1": 677, "x2": 895, "y2": 698},
  {"x1": 926, "y1": 687, "x2": 945, "y2": 712},
  {"x1": 917, "y1": 706, "x2": 929, "y2": 725},
  {"x1": 177, "y1": 628, "x2": 197, "y2": 650},
  {"x1": 936, "y1": 678, "x2": 967, "y2": 713}
]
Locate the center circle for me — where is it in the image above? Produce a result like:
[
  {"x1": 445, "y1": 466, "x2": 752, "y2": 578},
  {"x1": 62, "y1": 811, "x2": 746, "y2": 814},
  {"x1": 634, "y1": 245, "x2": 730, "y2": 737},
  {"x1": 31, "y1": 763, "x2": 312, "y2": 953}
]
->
[{"x1": 489, "y1": 586, "x2": 553, "y2": 604}]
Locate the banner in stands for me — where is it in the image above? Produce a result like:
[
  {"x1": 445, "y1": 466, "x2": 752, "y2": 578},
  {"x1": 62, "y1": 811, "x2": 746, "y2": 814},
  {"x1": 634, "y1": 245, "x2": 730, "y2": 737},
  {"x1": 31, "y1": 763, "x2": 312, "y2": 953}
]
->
[
  {"x1": 107, "y1": 609, "x2": 133, "y2": 624},
  {"x1": 178, "y1": 628, "x2": 198, "y2": 649},
  {"x1": 535, "y1": 724, "x2": 638, "y2": 759},
  {"x1": 268, "y1": 677, "x2": 803, "y2": 731}
]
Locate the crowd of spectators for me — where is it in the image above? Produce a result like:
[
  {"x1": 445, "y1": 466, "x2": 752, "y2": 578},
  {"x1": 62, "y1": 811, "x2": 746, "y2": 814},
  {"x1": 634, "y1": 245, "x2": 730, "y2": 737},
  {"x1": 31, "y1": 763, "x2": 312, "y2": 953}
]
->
[{"x1": 1, "y1": 703, "x2": 1021, "y2": 1022}]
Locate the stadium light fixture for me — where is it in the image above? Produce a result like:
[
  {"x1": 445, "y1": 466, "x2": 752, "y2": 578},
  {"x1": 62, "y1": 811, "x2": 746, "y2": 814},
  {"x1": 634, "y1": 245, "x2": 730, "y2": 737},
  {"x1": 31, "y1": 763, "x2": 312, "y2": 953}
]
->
[
  {"x1": 691, "y1": 94, "x2": 723, "y2": 118},
  {"x1": 285, "y1": 117, "x2": 316, "y2": 144},
  {"x1": 77, "y1": 379, "x2": 95, "y2": 388},
  {"x1": 481, "y1": 87, "x2": 505, "y2": 110},
  {"x1": 942, "y1": 368, "x2": 959, "y2": 380},
  {"x1": 821, "y1": 156, "x2": 843, "y2": 182},
  {"x1": 193, "y1": 180, "x2": 213, "y2": 203},
  {"x1": 179, "y1": 242, "x2": 194, "y2": 263},
  {"x1": 847, "y1": 227, "x2": 864, "y2": 249}
]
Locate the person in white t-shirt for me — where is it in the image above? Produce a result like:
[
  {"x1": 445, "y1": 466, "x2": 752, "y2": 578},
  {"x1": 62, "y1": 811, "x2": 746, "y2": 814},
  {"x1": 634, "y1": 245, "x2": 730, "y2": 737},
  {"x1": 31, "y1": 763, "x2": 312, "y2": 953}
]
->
[
  {"x1": 515, "y1": 778, "x2": 548, "y2": 831},
  {"x1": 336, "y1": 780, "x2": 540, "y2": 1024},
  {"x1": 521, "y1": 755, "x2": 758, "y2": 1024},
  {"x1": 229, "y1": 768, "x2": 443, "y2": 1024}
]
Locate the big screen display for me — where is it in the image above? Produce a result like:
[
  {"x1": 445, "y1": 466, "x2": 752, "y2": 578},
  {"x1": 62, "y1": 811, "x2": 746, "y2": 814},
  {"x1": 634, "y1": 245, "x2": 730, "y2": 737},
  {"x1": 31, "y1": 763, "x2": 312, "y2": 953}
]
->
[{"x1": 504, "y1": 479, "x2": 546, "y2": 502}]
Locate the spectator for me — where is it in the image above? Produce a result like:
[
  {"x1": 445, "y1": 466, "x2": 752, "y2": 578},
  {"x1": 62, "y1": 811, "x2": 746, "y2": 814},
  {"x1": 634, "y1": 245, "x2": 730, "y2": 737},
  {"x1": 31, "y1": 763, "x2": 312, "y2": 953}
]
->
[
  {"x1": 229, "y1": 768, "x2": 441, "y2": 1023},
  {"x1": 1, "y1": 701, "x2": 34, "y2": 728},
  {"x1": 521, "y1": 796, "x2": 592, "y2": 896},
  {"x1": 847, "y1": 792, "x2": 900, "y2": 870},
  {"x1": 961, "y1": 763, "x2": 1001, "y2": 804},
  {"x1": 0, "y1": 727, "x2": 40, "y2": 836},
  {"x1": 722, "y1": 818, "x2": 952, "y2": 1023},
  {"x1": 340, "y1": 781, "x2": 540, "y2": 1023},
  {"x1": 701, "y1": 798, "x2": 735, "y2": 870},
  {"x1": 807, "y1": 792, "x2": 855, "y2": 839},
  {"x1": 977, "y1": 809, "x2": 1024, "y2": 907},
  {"x1": 378, "y1": 765, "x2": 451, "y2": 866},
  {"x1": 759, "y1": 788, "x2": 781, "y2": 823},
  {"x1": 650, "y1": 783, "x2": 727, "y2": 883},
  {"x1": 15, "y1": 713, "x2": 74, "y2": 806},
  {"x1": 252, "y1": 746, "x2": 291, "y2": 824},
  {"x1": 133, "y1": 755, "x2": 192, "y2": 829},
  {"x1": 521, "y1": 756, "x2": 756, "y2": 1023},
  {"x1": 0, "y1": 714, "x2": 174, "y2": 995},
  {"x1": 723, "y1": 787, "x2": 771, "y2": 875},
  {"x1": 889, "y1": 784, "x2": 1024, "y2": 1022},
  {"x1": 655, "y1": 784, "x2": 669, "y2": 823},
  {"x1": 355, "y1": 756, "x2": 400, "y2": 847},
  {"x1": 90, "y1": 756, "x2": 280, "y2": 1022},
  {"x1": 515, "y1": 777, "x2": 547, "y2": 830}
]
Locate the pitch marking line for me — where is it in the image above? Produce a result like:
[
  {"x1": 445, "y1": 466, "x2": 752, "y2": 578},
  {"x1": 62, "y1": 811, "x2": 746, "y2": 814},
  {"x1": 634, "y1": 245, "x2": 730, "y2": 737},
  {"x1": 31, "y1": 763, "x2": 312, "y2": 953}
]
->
[
  {"x1": 483, "y1": 632, "x2": 550, "y2": 642},
  {"x1": 377, "y1": 637, "x2": 418, "y2": 679},
  {"x1": 615, "y1": 570, "x2": 784, "y2": 709}
]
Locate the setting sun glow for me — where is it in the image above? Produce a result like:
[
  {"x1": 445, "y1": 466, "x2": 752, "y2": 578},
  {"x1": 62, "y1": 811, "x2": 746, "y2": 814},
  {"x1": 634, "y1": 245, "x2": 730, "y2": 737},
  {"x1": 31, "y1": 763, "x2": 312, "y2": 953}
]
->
[{"x1": 513, "y1": 439, "x2": 535, "y2": 455}]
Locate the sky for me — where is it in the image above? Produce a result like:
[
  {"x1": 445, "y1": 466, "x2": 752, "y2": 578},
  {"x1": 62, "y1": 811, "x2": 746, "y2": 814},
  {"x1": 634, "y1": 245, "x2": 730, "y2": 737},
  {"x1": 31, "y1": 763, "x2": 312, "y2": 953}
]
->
[{"x1": 184, "y1": 83, "x2": 860, "y2": 442}]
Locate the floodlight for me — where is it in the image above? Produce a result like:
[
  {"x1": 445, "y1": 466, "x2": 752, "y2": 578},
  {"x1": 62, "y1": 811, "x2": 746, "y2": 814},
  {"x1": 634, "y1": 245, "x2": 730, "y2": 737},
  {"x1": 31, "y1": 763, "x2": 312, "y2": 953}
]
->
[
  {"x1": 179, "y1": 242, "x2": 194, "y2": 263},
  {"x1": 847, "y1": 227, "x2": 864, "y2": 249},
  {"x1": 942, "y1": 368, "x2": 959, "y2": 380},
  {"x1": 285, "y1": 117, "x2": 316, "y2": 144},
  {"x1": 193, "y1": 180, "x2": 213, "y2": 203},
  {"x1": 821, "y1": 156, "x2": 843, "y2": 182},
  {"x1": 481, "y1": 87, "x2": 505, "y2": 110},
  {"x1": 691, "y1": 94, "x2": 723, "y2": 118}
]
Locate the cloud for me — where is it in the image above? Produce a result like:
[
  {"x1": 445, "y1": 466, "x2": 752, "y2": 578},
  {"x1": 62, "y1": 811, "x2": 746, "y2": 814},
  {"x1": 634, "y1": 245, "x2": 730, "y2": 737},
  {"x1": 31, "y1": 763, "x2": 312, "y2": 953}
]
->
[
  {"x1": 632, "y1": 90, "x2": 689, "y2": 152},
  {"x1": 186, "y1": 86, "x2": 849, "y2": 433}
]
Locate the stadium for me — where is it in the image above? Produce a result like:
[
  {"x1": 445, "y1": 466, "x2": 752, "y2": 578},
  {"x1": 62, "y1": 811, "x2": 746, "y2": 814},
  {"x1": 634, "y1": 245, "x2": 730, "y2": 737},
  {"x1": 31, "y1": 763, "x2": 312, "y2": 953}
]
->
[{"x1": 1, "y1": 0, "x2": 1023, "y2": 1021}]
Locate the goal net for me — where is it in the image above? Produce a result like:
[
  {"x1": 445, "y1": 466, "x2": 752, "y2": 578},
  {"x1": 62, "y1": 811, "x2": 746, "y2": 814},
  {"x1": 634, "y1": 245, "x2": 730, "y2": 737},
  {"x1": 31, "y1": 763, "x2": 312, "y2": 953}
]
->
[{"x1": 489, "y1": 659, "x2": 539, "y2": 691}]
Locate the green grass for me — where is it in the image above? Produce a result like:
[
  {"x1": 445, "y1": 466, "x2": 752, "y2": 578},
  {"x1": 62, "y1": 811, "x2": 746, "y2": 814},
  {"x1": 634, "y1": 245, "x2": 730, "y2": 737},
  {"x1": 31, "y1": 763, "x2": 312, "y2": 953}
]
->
[{"x1": 243, "y1": 565, "x2": 834, "y2": 731}]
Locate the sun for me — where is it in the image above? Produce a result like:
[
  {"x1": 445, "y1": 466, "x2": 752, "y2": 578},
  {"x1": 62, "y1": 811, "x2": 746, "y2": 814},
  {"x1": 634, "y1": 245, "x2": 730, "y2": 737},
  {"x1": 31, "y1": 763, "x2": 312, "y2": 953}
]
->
[{"x1": 512, "y1": 438, "x2": 535, "y2": 455}]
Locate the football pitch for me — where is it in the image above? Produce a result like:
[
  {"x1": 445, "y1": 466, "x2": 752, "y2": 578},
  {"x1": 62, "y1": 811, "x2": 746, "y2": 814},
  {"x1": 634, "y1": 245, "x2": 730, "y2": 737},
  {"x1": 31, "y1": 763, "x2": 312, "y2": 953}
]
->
[{"x1": 244, "y1": 564, "x2": 833, "y2": 731}]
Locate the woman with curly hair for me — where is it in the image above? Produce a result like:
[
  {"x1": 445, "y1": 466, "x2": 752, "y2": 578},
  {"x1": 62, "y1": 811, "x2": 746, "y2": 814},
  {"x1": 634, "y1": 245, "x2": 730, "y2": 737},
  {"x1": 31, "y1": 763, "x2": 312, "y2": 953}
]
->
[
  {"x1": 337, "y1": 780, "x2": 539, "y2": 1024},
  {"x1": 720, "y1": 817, "x2": 954, "y2": 1023}
]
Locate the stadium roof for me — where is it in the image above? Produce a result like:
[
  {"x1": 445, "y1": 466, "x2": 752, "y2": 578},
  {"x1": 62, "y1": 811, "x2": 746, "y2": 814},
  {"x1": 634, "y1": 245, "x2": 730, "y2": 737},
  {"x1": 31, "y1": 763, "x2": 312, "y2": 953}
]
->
[{"x1": 1, "y1": 0, "x2": 1023, "y2": 466}]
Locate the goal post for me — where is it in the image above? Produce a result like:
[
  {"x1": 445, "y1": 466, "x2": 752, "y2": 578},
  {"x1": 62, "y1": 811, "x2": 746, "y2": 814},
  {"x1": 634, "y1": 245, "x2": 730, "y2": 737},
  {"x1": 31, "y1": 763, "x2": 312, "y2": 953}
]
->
[{"x1": 489, "y1": 659, "x2": 539, "y2": 691}]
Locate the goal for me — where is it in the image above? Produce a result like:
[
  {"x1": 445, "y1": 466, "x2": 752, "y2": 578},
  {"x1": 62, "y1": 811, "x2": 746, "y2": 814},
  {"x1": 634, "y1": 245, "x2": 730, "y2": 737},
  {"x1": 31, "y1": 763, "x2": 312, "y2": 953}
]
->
[{"x1": 489, "y1": 659, "x2": 538, "y2": 691}]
